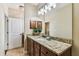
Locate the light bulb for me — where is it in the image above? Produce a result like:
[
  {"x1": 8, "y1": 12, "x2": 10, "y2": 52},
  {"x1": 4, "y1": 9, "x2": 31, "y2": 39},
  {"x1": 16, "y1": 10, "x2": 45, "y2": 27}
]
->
[
  {"x1": 53, "y1": 4, "x2": 56, "y2": 8},
  {"x1": 45, "y1": 5, "x2": 48, "y2": 10},
  {"x1": 43, "y1": 9, "x2": 47, "y2": 13},
  {"x1": 38, "y1": 11, "x2": 41, "y2": 15},
  {"x1": 48, "y1": 7, "x2": 51, "y2": 11},
  {"x1": 40, "y1": 8, "x2": 44, "y2": 12}
]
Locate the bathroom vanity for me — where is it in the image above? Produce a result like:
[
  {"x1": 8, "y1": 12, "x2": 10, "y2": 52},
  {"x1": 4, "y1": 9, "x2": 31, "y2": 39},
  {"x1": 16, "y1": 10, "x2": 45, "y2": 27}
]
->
[{"x1": 25, "y1": 35, "x2": 72, "y2": 56}]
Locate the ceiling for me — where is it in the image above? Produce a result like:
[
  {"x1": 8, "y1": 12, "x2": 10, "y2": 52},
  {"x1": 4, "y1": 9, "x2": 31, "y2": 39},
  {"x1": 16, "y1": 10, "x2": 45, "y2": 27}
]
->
[
  {"x1": 31, "y1": 3, "x2": 39, "y2": 6},
  {"x1": 6, "y1": 3, "x2": 24, "y2": 9},
  {"x1": 6, "y1": 3, "x2": 45, "y2": 9}
]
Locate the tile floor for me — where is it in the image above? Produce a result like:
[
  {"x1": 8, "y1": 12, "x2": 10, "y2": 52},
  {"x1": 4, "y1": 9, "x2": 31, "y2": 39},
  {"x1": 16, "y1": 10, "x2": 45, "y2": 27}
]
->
[{"x1": 6, "y1": 47, "x2": 24, "y2": 56}]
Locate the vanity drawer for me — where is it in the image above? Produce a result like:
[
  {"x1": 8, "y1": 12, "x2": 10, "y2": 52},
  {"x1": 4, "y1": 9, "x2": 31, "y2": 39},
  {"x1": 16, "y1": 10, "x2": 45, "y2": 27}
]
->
[{"x1": 41, "y1": 45, "x2": 57, "y2": 56}]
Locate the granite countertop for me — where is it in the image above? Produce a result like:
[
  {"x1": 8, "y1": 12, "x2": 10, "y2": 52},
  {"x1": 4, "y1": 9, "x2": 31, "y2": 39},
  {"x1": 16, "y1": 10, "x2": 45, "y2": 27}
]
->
[{"x1": 27, "y1": 35, "x2": 72, "y2": 55}]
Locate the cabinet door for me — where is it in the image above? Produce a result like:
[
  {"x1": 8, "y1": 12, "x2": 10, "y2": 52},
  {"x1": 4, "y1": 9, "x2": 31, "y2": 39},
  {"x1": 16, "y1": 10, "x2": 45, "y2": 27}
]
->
[
  {"x1": 34, "y1": 41, "x2": 40, "y2": 56},
  {"x1": 60, "y1": 48, "x2": 71, "y2": 56},
  {"x1": 27, "y1": 37, "x2": 31, "y2": 55},
  {"x1": 41, "y1": 45, "x2": 57, "y2": 56},
  {"x1": 27, "y1": 37, "x2": 34, "y2": 56},
  {"x1": 30, "y1": 39, "x2": 34, "y2": 56}
]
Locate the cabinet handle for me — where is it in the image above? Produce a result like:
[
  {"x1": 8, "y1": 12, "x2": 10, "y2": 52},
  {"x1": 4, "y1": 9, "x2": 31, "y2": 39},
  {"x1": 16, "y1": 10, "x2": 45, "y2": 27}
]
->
[{"x1": 46, "y1": 52, "x2": 48, "y2": 54}]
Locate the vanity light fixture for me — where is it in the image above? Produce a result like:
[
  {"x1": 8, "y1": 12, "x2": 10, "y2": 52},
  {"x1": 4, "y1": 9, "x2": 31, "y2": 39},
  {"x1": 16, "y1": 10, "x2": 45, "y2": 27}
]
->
[
  {"x1": 38, "y1": 3, "x2": 56, "y2": 15},
  {"x1": 40, "y1": 8, "x2": 44, "y2": 15},
  {"x1": 38, "y1": 11, "x2": 44, "y2": 15},
  {"x1": 48, "y1": 3, "x2": 56, "y2": 8}
]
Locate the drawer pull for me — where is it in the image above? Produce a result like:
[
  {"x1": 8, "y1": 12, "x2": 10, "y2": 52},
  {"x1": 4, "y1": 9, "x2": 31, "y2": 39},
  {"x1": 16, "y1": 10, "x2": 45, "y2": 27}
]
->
[{"x1": 46, "y1": 52, "x2": 48, "y2": 54}]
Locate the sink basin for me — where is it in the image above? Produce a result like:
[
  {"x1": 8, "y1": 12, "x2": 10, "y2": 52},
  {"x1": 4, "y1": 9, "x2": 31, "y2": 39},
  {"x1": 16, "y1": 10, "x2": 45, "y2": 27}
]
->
[
  {"x1": 40, "y1": 35, "x2": 52, "y2": 40},
  {"x1": 41, "y1": 35, "x2": 57, "y2": 40},
  {"x1": 37, "y1": 38, "x2": 61, "y2": 49},
  {"x1": 37, "y1": 37, "x2": 46, "y2": 41}
]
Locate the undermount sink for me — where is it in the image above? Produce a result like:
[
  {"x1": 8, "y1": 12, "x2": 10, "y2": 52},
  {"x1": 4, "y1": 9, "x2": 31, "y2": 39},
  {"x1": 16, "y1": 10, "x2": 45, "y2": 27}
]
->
[
  {"x1": 37, "y1": 37, "x2": 46, "y2": 40},
  {"x1": 37, "y1": 37, "x2": 61, "y2": 49},
  {"x1": 30, "y1": 34, "x2": 57, "y2": 41},
  {"x1": 41, "y1": 35, "x2": 56, "y2": 41}
]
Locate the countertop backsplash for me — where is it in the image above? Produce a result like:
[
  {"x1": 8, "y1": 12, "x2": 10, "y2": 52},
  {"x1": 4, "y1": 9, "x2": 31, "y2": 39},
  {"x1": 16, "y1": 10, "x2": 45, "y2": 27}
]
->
[{"x1": 54, "y1": 37, "x2": 72, "y2": 44}]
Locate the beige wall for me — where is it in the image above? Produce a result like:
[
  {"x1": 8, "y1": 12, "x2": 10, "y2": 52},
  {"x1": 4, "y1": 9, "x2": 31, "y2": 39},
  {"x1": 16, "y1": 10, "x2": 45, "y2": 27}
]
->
[
  {"x1": 72, "y1": 3, "x2": 79, "y2": 56},
  {"x1": 8, "y1": 8, "x2": 24, "y2": 18},
  {"x1": 45, "y1": 4, "x2": 72, "y2": 39},
  {"x1": 24, "y1": 4, "x2": 37, "y2": 36}
]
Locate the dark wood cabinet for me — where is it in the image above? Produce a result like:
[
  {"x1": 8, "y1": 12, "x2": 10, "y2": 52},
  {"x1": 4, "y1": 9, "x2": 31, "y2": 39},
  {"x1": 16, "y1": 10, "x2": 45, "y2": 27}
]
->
[
  {"x1": 30, "y1": 39, "x2": 34, "y2": 56},
  {"x1": 27, "y1": 37, "x2": 31, "y2": 55},
  {"x1": 33, "y1": 41, "x2": 41, "y2": 56},
  {"x1": 26, "y1": 37, "x2": 71, "y2": 56},
  {"x1": 41, "y1": 45, "x2": 57, "y2": 56},
  {"x1": 27, "y1": 37, "x2": 34, "y2": 56}
]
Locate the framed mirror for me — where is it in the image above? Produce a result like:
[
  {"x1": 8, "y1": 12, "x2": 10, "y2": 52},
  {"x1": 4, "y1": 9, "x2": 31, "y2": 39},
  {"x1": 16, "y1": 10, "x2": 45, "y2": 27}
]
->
[
  {"x1": 30, "y1": 21, "x2": 36, "y2": 29},
  {"x1": 37, "y1": 21, "x2": 42, "y2": 29}
]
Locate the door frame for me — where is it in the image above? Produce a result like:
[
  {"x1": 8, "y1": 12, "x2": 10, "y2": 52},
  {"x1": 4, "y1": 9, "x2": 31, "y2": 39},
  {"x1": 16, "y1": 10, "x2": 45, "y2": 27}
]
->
[{"x1": 4, "y1": 15, "x2": 9, "y2": 55}]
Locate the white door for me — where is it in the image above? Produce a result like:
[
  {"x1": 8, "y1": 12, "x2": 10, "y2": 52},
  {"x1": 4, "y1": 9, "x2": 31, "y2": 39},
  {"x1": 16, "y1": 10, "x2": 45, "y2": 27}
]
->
[{"x1": 8, "y1": 17, "x2": 24, "y2": 49}]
